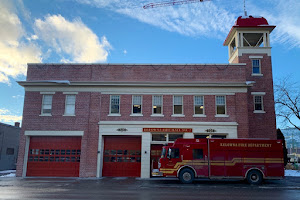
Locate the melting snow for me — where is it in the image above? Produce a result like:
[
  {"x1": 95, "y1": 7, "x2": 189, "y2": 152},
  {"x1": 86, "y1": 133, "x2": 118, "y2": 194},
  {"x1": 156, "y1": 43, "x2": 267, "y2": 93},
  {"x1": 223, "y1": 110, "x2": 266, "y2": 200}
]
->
[{"x1": 285, "y1": 170, "x2": 300, "y2": 177}]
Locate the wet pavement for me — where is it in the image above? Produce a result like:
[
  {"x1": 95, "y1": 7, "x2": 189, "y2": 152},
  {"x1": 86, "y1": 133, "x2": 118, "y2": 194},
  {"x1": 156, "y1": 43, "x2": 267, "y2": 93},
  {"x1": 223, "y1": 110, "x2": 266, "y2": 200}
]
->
[{"x1": 0, "y1": 177, "x2": 300, "y2": 200}]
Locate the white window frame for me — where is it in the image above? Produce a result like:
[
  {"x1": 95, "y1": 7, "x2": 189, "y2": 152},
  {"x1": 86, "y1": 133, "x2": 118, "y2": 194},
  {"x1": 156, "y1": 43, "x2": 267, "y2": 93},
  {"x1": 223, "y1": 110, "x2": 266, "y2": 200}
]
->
[
  {"x1": 252, "y1": 92, "x2": 266, "y2": 113},
  {"x1": 109, "y1": 95, "x2": 121, "y2": 116},
  {"x1": 194, "y1": 133, "x2": 227, "y2": 139},
  {"x1": 151, "y1": 95, "x2": 164, "y2": 117},
  {"x1": 172, "y1": 95, "x2": 184, "y2": 117},
  {"x1": 40, "y1": 94, "x2": 53, "y2": 116},
  {"x1": 64, "y1": 94, "x2": 76, "y2": 116},
  {"x1": 215, "y1": 96, "x2": 228, "y2": 117},
  {"x1": 193, "y1": 95, "x2": 206, "y2": 117},
  {"x1": 251, "y1": 59, "x2": 263, "y2": 76},
  {"x1": 151, "y1": 133, "x2": 184, "y2": 144},
  {"x1": 131, "y1": 95, "x2": 143, "y2": 116}
]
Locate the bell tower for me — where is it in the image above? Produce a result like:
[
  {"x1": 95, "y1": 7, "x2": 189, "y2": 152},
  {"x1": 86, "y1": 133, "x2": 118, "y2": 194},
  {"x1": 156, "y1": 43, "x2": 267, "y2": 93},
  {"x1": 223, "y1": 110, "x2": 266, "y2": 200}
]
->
[
  {"x1": 224, "y1": 16, "x2": 277, "y2": 139},
  {"x1": 223, "y1": 16, "x2": 275, "y2": 64}
]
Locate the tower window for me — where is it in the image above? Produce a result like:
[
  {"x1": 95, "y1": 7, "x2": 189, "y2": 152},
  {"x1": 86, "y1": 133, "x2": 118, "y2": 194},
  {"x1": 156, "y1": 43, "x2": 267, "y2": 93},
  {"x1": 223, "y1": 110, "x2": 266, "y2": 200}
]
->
[
  {"x1": 252, "y1": 59, "x2": 261, "y2": 74},
  {"x1": 254, "y1": 96, "x2": 264, "y2": 111}
]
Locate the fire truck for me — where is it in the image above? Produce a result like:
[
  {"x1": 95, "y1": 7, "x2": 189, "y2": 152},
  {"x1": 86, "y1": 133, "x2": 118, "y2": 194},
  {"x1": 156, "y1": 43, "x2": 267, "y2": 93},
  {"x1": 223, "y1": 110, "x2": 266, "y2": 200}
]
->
[{"x1": 155, "y1": 138, "x2": 284, "y2": 184}]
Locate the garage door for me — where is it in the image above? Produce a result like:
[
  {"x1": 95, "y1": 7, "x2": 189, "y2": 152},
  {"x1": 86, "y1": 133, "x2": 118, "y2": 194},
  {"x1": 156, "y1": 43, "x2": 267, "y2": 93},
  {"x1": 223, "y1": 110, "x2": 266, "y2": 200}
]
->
[
  {"x1": 27, "y1": 136, "x2": 81, "y2": 177},
  {"x1": 102, "y1": 136, "x2": 141, "y2": 177}
]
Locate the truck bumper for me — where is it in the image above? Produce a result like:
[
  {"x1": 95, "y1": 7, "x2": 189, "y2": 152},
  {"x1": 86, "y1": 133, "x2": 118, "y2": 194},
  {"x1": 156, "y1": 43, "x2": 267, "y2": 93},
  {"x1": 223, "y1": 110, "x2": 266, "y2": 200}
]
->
[{"x1": 152, "y1": 169, "x2": 163, "y2": 177}]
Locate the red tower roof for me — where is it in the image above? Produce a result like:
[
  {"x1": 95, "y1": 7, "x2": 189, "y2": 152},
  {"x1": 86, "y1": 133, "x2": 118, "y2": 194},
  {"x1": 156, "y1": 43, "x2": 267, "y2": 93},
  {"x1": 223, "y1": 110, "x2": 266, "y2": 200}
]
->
[
  {"x1": 223, "y1": 16, "x2": 275, "y2": 46},
  {"x1": 234, "y1": 15, "x2": 269, "y2": 27}
]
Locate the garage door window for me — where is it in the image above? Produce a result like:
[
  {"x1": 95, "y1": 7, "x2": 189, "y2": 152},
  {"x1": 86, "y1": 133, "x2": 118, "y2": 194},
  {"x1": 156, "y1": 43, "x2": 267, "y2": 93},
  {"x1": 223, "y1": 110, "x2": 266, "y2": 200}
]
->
[
  {"x1": 103, "y1": 149, "x2": 141, "y2": 163},
  {"x1": 28, "y1": 148, "x2": 81, "y2": 163}
]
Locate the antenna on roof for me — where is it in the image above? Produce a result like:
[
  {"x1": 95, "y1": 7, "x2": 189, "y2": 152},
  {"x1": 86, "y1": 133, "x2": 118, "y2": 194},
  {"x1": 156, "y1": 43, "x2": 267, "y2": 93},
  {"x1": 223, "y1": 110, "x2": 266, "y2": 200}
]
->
[{"x1": 244, "y1": 0, "x2": 247, "y2": 16}]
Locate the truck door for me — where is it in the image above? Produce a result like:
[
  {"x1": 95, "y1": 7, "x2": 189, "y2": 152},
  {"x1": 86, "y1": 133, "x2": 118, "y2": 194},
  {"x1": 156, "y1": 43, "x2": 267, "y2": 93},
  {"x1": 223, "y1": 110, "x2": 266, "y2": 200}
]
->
[
  {"x1": 191, "y1": 141, "x2": 209, "y2": 177},
  {"x1": 165, "y1": 148, "x2": 181, "y2": 176}
]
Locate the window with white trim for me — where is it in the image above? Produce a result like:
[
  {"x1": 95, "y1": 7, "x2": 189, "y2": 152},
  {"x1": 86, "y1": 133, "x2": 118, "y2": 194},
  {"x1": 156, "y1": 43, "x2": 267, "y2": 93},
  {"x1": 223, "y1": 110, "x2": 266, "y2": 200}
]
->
[
  {"x1": 132, "y1": 95, "x2": 142, "y2": 114},
  {"x1": 64, "y1": 95, "x2": 76, "y2": 115},
  {"x1": 194, "y1": 96, "x2": 204, "y2": 115},
  {"x1": 41, "y1": 95, "x2": 53, "y2": 115},
  {"x1": 216, "y1": 96, "x2": 226, "y2": 115},
  {"x1": 252, "y1": 59, "x2": 261, "y2": 74},
  {"x1": 254, "y1": 96, "x2": 264, "y2": 111},
  {"x1": 110, "y1": 95, "x2": 120, "y2": 114},
  {"x1": 173, "y1": 96, "x2": 183, "y2": 115},
  {"x1": 152, "y1": 95, "x2": 162, "y2": 114},
  {"x1": 152, "y1": 133, "x2": 183, "y2": 142}
]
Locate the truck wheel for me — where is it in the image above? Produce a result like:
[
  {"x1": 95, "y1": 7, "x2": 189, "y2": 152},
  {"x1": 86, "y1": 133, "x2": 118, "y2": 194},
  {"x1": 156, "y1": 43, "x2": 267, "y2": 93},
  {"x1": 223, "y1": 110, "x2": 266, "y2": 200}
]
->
[
  {"x1": 179, "y1": 168, "x2": 194, "y2": 184},
  {"x1": 247, "y1": 170, "x2": 263, "y2": 185}
]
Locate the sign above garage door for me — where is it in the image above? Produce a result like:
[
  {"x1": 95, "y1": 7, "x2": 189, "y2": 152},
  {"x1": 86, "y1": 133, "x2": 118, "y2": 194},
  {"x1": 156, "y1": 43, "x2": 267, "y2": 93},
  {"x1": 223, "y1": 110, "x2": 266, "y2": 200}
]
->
[{"x1": 143, "y1": 128, "x2": 192, "y2": 133}]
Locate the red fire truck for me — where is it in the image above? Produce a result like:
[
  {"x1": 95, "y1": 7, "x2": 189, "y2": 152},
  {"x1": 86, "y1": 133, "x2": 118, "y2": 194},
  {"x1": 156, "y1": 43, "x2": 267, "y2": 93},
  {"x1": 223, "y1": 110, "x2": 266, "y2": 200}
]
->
[{"x1": 155, "y1": 138, "x2": 284, "y2": 184}]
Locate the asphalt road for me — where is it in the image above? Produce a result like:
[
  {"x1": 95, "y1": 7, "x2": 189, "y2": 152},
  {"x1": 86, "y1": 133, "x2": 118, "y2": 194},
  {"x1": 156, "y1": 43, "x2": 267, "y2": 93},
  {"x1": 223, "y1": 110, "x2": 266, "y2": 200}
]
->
[{"x1": 0, "y1": 177, "x2": 300, "y2": 200}]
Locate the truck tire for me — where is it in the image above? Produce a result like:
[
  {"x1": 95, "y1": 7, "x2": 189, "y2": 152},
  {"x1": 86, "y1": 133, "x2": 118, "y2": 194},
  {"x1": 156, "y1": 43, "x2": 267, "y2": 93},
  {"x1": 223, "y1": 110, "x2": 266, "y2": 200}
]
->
[
  {"x1": 247, "y1": 170, "x2": 263, "y2": 185},
  {"x1": 179, "y1": 168, "x2": 194, "y2": 184}
]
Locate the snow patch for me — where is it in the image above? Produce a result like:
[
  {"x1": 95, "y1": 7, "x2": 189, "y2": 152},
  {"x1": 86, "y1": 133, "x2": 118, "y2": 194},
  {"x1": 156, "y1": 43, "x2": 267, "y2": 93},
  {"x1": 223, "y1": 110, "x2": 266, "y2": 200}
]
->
[
  {"x1": 285, "y1": 170, "x2": 300, "y2": 177},
  {"x1": 0, "y1": 170, "x2": 16, "y2": 174},
  {"x1": 0, "y1": 173, "x2": 16, "y2": 177}
]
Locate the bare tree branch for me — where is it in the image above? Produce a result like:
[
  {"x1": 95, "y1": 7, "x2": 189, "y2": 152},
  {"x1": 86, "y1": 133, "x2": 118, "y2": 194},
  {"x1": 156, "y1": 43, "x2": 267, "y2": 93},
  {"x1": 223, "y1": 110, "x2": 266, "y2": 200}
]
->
[{"x1": 274, "y1": 77, "x2": 300, "y2": 131}]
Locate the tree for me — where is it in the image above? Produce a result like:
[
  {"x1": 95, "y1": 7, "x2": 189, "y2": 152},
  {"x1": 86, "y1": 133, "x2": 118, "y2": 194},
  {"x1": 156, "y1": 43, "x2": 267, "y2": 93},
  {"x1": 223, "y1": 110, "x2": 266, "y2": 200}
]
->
[
  {"x1": 274, "y1": 78, "x2": 300, "y2": 131},
  {"x1": 277, "y1": 129, "x2": 288, "y2": 166}
]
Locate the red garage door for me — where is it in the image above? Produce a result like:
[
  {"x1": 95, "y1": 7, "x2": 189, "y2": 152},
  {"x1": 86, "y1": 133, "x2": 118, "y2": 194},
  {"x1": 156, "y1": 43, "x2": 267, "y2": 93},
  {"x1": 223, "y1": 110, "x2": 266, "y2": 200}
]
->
[
  {"x1": 102, "y1": 136, "x2": 141, "y2": 177},
  {"x1": 27, "y1": 136, "x2": 81, "y2": 177}
]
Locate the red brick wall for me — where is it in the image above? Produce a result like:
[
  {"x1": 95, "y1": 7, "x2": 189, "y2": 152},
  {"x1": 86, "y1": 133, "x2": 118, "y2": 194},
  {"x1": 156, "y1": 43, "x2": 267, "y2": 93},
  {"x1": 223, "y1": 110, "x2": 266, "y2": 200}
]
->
[
  {"x1": 238, "y1": 54, "x2": 276, "y2": 139},
  {"x1": 16, "y1": 91, "x2": 101, "y2": 177}
]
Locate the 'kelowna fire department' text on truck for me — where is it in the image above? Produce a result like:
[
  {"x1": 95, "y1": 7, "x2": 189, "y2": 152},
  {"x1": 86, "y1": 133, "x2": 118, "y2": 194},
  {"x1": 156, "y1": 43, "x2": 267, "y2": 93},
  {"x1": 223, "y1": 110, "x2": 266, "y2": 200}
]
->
[{"x1": 155, "y1": 138, "x2": 284, "y2": 184}]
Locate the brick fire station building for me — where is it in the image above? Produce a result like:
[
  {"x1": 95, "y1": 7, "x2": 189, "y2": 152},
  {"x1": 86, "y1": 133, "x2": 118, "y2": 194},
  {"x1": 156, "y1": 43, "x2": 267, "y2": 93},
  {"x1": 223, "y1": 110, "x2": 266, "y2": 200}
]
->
[{"x1": 16, "y1": 16, "x2": 276, "y2": 178}]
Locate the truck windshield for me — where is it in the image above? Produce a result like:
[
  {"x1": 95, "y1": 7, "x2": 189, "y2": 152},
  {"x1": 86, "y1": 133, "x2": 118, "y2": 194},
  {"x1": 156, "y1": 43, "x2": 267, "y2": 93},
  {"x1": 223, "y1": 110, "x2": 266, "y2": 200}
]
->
[{"x1": 161, "y1": 148, "x2": 166, "y2": 158}]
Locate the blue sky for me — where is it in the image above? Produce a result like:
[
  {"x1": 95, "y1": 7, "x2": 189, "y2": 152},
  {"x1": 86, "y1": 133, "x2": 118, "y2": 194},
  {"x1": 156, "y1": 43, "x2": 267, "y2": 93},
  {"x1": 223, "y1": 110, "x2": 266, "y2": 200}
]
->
[{"x1": 0, "y1": 0, "x2": 300, "y2": 128}]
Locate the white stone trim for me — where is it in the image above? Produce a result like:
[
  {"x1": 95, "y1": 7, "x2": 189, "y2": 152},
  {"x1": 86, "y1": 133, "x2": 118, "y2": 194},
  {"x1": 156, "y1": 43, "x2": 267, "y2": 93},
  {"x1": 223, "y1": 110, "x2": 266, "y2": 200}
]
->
[
  {"x1": 171, "y1": 114, "x2": 185, "y2": 117},
  {"x1": 22, "y1": 136, "x2": 30, "y2": 177},
  {"x1": 99, "y1": 121, "x2": 238, "y2": 126},
  {"x1": 150, "y1": 114, "x2": 164, "y2": 117},
  {"x1": 40, "y1": 92, "x2": 55, "y2": 94},
  {"x1": 251, "y1": 73, "x2": 263, "y2": 77},
  {"x1": 253, "y1": 110, "x2": 266, "y2": 114},
  {"x1": 215, "y1": 114, "x2": 229, "y2": 118},
  {"x1": 23, "y1": 87, "x2": 248, "y2": 94},
  {"x1": 107, "y1": 114, "x2": 121, "y2": 117},
  {"x1": 63, "y1": 92, "x2": 78, "y2": 94},
  {"x1": 193, "y1": 114, "x2": 207, "y2": 117},
  {"x1": 39, "y1": 114, "x2": 52, "y2": 117},
  {"x1": 24, "y1": 131, "x2": 84, "y2": 136},
  {"x1": 251, "y1": 92, "x2": 266, "y2": 95},
  {"x1": 249, "y1": 56, "x2": 263, "y2": 59},
  {"x1": 237, "y1": 47, "x2": 272, "y2": 57},
  {"x1": 97, "y1": 135, "x2": 104, "y2": 178},
  {"x1": 130, "y1": 114, "x2": 144, "y2": 117}
]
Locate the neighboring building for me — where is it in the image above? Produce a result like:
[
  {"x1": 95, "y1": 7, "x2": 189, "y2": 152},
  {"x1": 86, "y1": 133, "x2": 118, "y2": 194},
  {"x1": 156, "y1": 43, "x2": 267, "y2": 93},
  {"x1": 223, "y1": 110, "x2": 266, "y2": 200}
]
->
[
  {"x1": 16, "y1": 16, "x2": 277, "y2": 178},
  {"x1": 282, "y1": 128, "x2": 300, "y2": 154},
  {"x1": 0, "y1": 122, "x2": 21, "y2": 170}
]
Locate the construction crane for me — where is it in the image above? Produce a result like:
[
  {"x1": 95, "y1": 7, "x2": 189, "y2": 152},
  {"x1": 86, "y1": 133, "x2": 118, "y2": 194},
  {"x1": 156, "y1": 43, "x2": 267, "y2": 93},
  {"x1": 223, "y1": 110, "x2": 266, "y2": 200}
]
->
[{"x1": 143, "y1": 0, "x2": 210, "y2": 9}]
